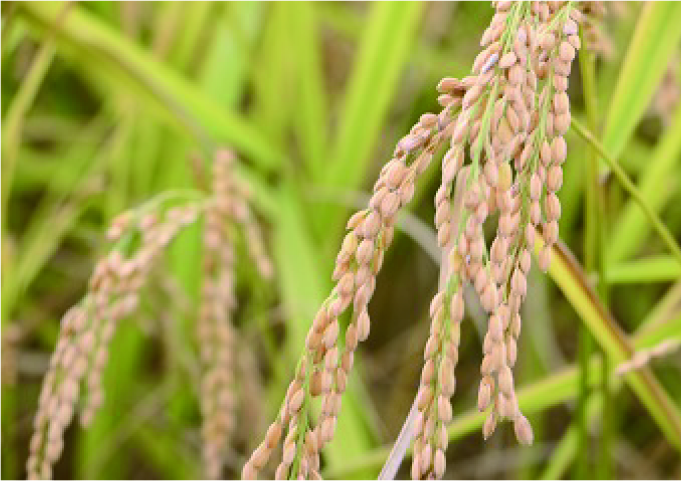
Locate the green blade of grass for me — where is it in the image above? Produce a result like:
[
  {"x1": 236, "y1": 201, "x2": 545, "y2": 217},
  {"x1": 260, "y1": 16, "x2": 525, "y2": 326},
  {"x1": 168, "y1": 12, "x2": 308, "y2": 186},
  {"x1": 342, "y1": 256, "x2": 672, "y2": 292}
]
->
[
  {"x1": 637, "y1": 313, "x2": 681, "y2": 350},
  {"x1": 84, "y1": 377, "x2": 181, "y2": 476},
  {"x1": 198, "y1": 2, "x2": 264, "y2": 110},
  {"x1": 192, "y1": 1, "x2": 275, "y2": 218},
  {"x1": 1, "y1": 3, "x2": 22, "y2": 61},
  {"x1": 18, "y1": 1, "x2": 286, "y2": 170},
  {"x1": 1, "y1": 26, "x2": 56, "y2": 232},
  {"x1": 606, "y1": 255, "x2": 681, "y2": 284},
  {"x1": 316, "y1": 2, "x2": 468, "y2": 91},
  {"x1": 168, "y1": 1, "x2": 214, "y2": 74},
  {"x1": 594, "y1": 3, "x2": 639, "y2": 113},
  {"x1": 607, "y1": 103, "x2": 681, "y2": 264},
  {"x1": 148, "y1": 1, "x2": 183, "y2": 60},
  {"x1": 578, "y1": 23, "x2": 605, "y2": 478},
  {"x1": 129, "y1": 116, "x2": 163, "y2": 199},
  {"x1": 288, "y1": 2, "x2": 328, "y2": 180},
  {"x1": 105, "y1": 105, "x2": 136, "y2": 220},
  {"x1": 601, "y1": 2, "x2": 681, "y2": 164},
  {"x1": 639, "y1": 282, "x2": 681, "y2": 336},
  {"x1": 249, "y1": 3, "x2": 293, "y2": 148},
  {"x1": 315, "y1": 2, "x2": 424, "y2": 238},
  {"x1": 272, "y1": 184, "x2": 326, "y2": 369}
]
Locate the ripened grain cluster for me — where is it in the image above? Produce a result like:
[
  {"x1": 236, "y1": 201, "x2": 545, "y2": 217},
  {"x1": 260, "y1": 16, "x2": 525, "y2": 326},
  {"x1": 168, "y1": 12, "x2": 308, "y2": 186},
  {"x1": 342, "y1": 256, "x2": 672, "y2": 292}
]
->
[
  {"x1": 198, "y1": 151, "x2": 272, "y2": 479},
  {"x1": 241, "y1": 79, "x2": 458, "y2": 481},
  {"x1": 413, "y1": 2, "x2": 584, "y2": 477},
  {"x1": 244, "y1": 1, "x2": 588, "y2": 480},
  {"x1": 26, "y1": 150, "x2": 272, "y2": 480},
  {"x1": 26, "y1": 203, "x2": 199, "y2": 479}
]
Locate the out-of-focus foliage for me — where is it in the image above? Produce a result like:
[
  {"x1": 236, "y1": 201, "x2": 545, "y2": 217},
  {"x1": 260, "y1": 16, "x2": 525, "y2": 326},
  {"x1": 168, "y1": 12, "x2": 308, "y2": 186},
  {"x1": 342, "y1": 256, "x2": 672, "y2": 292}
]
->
[{"x1": 2, "y1": 2, "x2": 680, "y2": 479}]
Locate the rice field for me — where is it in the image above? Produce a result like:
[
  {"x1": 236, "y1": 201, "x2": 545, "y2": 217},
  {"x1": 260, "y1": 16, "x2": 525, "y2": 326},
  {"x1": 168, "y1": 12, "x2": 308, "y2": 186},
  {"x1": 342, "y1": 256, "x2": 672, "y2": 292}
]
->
[{"x1": 2, "y1": 2, "x2": 681, "y2": 479}]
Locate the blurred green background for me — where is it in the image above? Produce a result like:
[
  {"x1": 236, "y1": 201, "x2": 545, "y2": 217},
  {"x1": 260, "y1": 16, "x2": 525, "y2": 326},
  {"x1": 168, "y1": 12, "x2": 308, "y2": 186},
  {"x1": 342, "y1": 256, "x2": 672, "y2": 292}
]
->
[{"x1": 2, "y1": 1, "x2": 681, "y2": 479}]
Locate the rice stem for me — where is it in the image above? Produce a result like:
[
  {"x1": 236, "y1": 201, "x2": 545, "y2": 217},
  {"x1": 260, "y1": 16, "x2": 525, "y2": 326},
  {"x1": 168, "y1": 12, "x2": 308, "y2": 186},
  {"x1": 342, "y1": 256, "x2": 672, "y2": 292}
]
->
[{"x1": 570, "y1": 118, "x2": 681, "y2": 268}]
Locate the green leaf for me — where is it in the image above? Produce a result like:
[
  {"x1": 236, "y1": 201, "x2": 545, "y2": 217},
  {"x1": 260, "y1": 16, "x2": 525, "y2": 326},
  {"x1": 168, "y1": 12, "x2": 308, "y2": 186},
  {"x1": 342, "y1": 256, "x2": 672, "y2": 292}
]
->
[
  {"x1": 1, "y1": 25, "x2": 56, "y2": 232},
  {"x1": 638, "y1": 312, "x2": 681, "y2": 349},
  {"x1": 607, "y1": 255, "x2": 681, "y2": 284},
  {"x1": 602, "y1": 2, "x2": 681, "y2": 163},
  {"x1": 198, "y1": 2, "x2": 264, "y2": 109},
  {"x1": 288, "y1": 2, "x2": 328, "y2": 180},
  {"x1": 18, "y1": 1, "x2": 286, "y2": 170},
  {"x1": 249, "y1": 3, "x2": 294, "y2": 147},
  {"x1": 272, "y1": 184, "x2": 326, "y2": 365},
  {"x1": 315, "y1": 2, "x2": 424, "y2": 239},
  {"x1": 168, "y1": 1, "x2": 214, "y2": 74}
]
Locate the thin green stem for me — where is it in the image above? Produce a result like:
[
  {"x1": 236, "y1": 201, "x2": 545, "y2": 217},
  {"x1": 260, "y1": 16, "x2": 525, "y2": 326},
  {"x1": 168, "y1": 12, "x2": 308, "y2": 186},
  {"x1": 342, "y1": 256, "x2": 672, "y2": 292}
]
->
[
  {"x1": 570, "y1": 118, "x2": 681, "y2": 268},
  {"x1": 1, "y1": 3, "x2": 75, "y2": 237},
  {"x1": 289, "y1": 352, "x2": 313, "y2": 480},
  {"x1": 579, "y1": 26, "x2": 613, "y2": 476},
  {"x1": 1, "y1": 3, "x2": 19, "y2": 58},
  {"x1": 582, "y1": 55, "x2": 599, "y2": 275},
  {"x1": 133, "y1": 188, "x2": 208, "y2": 217},
  {"x1": 578, "y1": 24, "x2": 603, "y2": 479},
  {"x1": 1, "y1": 38, "x2": 56, "y2": 232},
  {"x1": 576, "y1": 327, "x2": 592, "y2": 478}
]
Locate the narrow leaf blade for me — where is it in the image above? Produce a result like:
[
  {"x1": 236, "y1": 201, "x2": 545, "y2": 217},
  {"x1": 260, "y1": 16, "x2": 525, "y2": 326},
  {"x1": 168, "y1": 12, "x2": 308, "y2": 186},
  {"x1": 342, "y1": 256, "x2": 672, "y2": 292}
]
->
[{"x1": 602, "y1": 2, "x2": 681, "y2": 162}]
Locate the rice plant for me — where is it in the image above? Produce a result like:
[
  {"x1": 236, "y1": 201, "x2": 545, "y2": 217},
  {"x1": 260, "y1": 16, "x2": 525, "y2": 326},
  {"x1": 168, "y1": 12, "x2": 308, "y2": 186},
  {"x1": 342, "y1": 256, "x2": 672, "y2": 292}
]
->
[{"x1": 2, "y1": 1, "x2": 681, "y2": 480}]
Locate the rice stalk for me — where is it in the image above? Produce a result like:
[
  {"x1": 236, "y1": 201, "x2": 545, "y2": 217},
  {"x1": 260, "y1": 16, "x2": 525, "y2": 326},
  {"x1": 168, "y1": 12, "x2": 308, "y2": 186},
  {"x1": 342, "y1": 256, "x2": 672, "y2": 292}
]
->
[
  {"x1": 27, "y1": 200, "x2": 203, "y2": 479},
  {"x1": 198, "y1": 150, "x2": 273, "y2": 478},
  {"x1": 242, "y1": 88, "x2": 458, "y2": 481}
]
